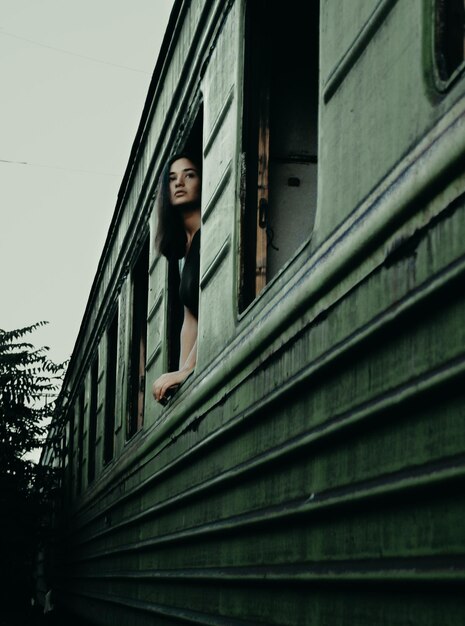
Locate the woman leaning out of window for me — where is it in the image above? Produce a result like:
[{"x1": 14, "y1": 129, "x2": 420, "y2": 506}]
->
[{"x1": 152, "y1": 154, "x2": 201, "y2": 403}]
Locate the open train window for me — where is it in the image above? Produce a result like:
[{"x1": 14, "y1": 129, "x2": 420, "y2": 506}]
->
[
  {"x1": 127, "y1": 240, "x2": 149, "y2": 439},
  {"x1": 240, "y1": 0, "x2": 319, "y2": 311},
  {"x1": 66, "y1": 407, "x2": 74, "y2": 500},
  {"x1": 167, "y1": 106, "x2": 203, "y2": 373},
  {"x1": 103, "y1": 308, "x2": 118, "y2": 463},
  {"x1": 435, "y1": 0, "x2": 465, "y2": 83},
  {"x1": 76, "y1": 388, "x2": 85, "y2": 495},
  {"x1": 87, "y1": 358, "x2": 98, "y2": 484}
]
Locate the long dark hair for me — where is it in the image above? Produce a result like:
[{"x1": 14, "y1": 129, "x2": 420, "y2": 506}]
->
[{"x1": 155, "y1": 153, "x2": 202, "y2": 260}]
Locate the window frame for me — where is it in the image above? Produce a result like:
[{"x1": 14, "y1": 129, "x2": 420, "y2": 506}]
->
[
  {"x1": 65, "y1": 407, "x2": 75, "y2": 501},
  {"x1": 127, "y1": 238, "x2": 149, "y2": 440},
  {"x1": 87, "y1": 357, "x2": 98, "y2": 484},
  {"x1": 163, "y1": 102, "x2": 204, "y2": 389},
  {"x1": 103, "y1": 306, "x2": 118, "y2": 464},
  {"x1": 238, "y1": 0, "x2": 320, "y2": 314},
  {"x1": 431, "y1": 0, "x2": 465, "y2": 92},
  {"x1": 76, "y1": 388, "x2": 85, "y2": 495}
]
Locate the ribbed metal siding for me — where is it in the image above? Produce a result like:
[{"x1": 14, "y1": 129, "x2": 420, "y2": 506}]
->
[
  {"x1": 51, "y1": 0, "x2": 465, "y2": 623},
  {"x1": 56, "y1": 191, "x2": 465, "y2": 624}
]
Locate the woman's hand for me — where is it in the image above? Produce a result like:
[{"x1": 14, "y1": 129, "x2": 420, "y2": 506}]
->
[
  {"x1": 153, "y1": 306, "x2": 198, "y2": 404},
  {"x1": 152, "y1": 368, "x2": 192, "y2": 403}
]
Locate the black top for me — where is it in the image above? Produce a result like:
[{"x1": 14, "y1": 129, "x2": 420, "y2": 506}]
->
[{"x1": 179, "y1": 229, "x2": 200, "y2": 318}]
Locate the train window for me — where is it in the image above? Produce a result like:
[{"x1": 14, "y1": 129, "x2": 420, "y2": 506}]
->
[
  {"x1": 435, "y1": 0, "x2": 465, "y2": 82},
  {"x1": 127, "y1": 239, "x2": 149, "y2": 439},
  {"x1": 76, "y1": 388, "x2": 85, "y2": 495},
  {"x1": 166, "y1": 106, "x2": 203, "y2": 374},
  {"x1": 87, "y1": 357, "x2": 98, "y2": 484},
  {"x1": 66, "y1": 407, "x2": 74, "y2": 500},
  {"x1": 103, "y1": 308, "x2": 118, "y2": 464},
  {"x1": 239, "y1": 0, "x2": 319, "y2": 310}
]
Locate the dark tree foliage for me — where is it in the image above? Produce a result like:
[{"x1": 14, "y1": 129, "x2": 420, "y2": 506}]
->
[{"x1": 0, "y1": 322, "x2": 66, "y2": 616}]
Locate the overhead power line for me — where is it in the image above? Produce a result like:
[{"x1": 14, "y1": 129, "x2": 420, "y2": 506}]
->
[
  {"x1": 0, "y1": 27, "x2": 151, "y2": 75},
  {"x1": 1, "y1": 158, "x2": 27, "y2": 165},
  {"x1": 1, "y1": 158, "x2": 118, "y2": 177}
]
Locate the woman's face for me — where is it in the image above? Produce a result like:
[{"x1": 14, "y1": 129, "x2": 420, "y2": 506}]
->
[{"x1": 169, "y1": 158, "x2": 201, "y2": 207}]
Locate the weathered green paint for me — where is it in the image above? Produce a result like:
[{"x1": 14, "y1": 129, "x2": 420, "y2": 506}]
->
[{"x1": 44, "y1": 0, "x2": 465, "y2": 624}]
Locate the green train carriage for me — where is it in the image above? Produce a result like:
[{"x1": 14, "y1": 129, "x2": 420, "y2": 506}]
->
[{"x1": 43, "y1": 0, "x2": 465, "y2": 624}]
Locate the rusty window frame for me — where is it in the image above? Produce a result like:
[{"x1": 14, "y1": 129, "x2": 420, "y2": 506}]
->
[
  {"x1": 240, "y1": 0, "x2": 270, "y2": 309},
  {"x1": 239, "y1": 0, "x2": 319, "y2": 312}
]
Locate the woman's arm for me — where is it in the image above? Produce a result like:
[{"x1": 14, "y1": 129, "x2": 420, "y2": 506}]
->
[
  {"x1": 152, "y1": 307, "x2": 197, "y2": 403},
  {"x1": 179, "y1": 307, "x2": 197, "y2": 369}
]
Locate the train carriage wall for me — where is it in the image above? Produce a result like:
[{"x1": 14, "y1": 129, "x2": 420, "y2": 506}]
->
[{"x1": 43, "y1": 0, "x2": 465, "y2": 624}]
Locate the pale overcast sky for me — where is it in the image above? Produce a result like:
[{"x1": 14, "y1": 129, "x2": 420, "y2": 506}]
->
[{"x1": 0, "y1": 0, "x2": 174, "y2": 363}]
